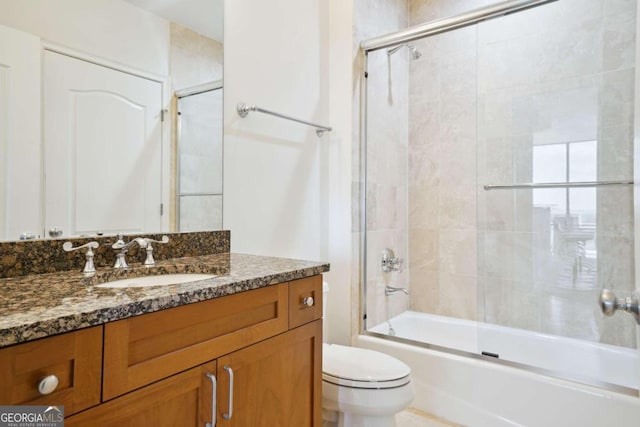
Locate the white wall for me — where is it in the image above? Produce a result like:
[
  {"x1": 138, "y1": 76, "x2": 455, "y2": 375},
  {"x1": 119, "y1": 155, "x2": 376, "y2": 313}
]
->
[
  {"x1": 326, "y1": 0, "x2": 354, "y2": 345},
  {"x1": 224, "y1": 0, "x2": 352, "y2": 344},
  {"x1": 224, "y1": 0, "x2": 328, "y2": 260},
  {"x1": 0, "y1": 0, "x2": 169, "y2": 76}
]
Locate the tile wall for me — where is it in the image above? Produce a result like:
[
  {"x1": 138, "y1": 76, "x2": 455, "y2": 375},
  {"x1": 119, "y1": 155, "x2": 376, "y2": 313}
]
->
[
  {"x1": 355, "y1": 0, "x2": 637, "y2": 348},
  {"x1": 474, "y1": 0, "x2": 636, "y2": 347},
  {"x1": 169, "y1": 23, "x2": 224, "y2": 232},
  {"x1": 353, "y1": 0, "x2": 410, "y2": 329}
]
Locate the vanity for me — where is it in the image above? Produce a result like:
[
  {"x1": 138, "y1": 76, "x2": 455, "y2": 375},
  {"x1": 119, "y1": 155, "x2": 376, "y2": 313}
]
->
[{"x1": 0, "y1": 232, "x2": 329, "y2": 426}]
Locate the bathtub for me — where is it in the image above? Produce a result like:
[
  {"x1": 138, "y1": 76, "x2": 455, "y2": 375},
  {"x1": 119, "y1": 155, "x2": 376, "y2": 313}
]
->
[{"x1": 358, "y1": 311, "x2": 640, "y2": 427}]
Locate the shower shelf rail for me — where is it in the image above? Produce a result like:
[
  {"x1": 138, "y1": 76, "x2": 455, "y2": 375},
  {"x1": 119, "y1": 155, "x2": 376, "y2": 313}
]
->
[
  {"x1": 483, "y1": 180, "x2": 634, "y2": 190},
  {"x1": 237, "y1": 102, "x2": 332, "y2": 137}
]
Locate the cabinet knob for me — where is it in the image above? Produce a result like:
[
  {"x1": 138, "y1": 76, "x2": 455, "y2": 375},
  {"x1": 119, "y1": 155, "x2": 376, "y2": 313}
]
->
[
  {"x1": 38, "y1": 374, "x2": 59, "y2": 395},
  {"x1": 303, "y1": 296, "x2": 314, "y2": 307}
]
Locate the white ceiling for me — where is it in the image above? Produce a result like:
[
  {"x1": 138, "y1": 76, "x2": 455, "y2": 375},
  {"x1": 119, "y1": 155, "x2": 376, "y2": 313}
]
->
[{"x1": 124, "y1": 0, "x2": 223, "y2": 42}]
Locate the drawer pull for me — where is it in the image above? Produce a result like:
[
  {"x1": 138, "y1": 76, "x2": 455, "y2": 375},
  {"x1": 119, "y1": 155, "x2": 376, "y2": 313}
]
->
[
  {"x1": 38, "y1": 375, "x2": 59, "y2": 395},
  {"x1": 223, "y1": 366, "x2": 234, "y2": 420},
  {"x1": 303, "y1": 296, "x2": 315, "y2": 307},
  {"x1": 205, "y1": 373, "x2": 217, "y2": 427}
]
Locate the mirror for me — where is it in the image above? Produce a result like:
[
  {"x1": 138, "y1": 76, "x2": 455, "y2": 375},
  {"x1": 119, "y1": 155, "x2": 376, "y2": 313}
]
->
[{"x1": 0, "y1": 0, "x2": 224, "y2": 242}]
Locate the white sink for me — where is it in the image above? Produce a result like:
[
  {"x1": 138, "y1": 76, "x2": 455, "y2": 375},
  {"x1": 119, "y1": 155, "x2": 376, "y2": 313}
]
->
[{"x1": 95, "y1": 273, "x2": 216, "y2": 289}]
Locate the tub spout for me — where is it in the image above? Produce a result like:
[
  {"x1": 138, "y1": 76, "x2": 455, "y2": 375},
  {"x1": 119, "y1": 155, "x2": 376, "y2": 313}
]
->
[{"x1": 385, "y1": 286, "x2": 409, "y2": 296}]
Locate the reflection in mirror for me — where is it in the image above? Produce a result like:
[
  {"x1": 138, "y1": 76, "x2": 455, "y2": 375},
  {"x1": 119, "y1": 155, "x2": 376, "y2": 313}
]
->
[
  {"x1": 176, "y1": 82, "x2": 223, "y2": 231},
  {"x1": 0, "y1": 0, "x2": 223, "y2": 242}
]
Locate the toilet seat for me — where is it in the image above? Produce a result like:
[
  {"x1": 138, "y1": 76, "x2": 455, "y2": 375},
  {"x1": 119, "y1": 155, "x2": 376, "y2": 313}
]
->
[{"x1": 322, "y1": 344, "x2": 411, "y2": 389}]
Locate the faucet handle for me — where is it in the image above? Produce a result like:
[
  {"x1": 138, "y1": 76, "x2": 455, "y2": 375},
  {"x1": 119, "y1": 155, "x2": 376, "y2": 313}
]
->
[
  {"x1": 112, "y1": 234, "x2": 126, "y2": 250},
  {"x1": 63, "y1": 241, "x2": 99, "y2": 274},
  {"x1": 138, "y1": 236, "x2": 169, "y2": 266},
  {"x1": 381, "y1": 248, "x2": 404, "y2": 272}
]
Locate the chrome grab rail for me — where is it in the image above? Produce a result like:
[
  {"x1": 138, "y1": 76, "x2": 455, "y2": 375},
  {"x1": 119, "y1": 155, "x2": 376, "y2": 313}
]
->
[
  {"x1": 205, "y1": 373, "x2": 217, "y2": 427},
  {"x1": 223, "y1": 366, "x2": 234, "y2": 420},
  {"x1": 237, "y1": 103, "x2": 332, "y2": 137},
  {"x1": 483, "y1": 180, "x2": 634, "y2": 191}
]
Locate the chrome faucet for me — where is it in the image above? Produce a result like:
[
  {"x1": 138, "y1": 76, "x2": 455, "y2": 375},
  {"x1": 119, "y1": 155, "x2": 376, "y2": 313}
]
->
[
  {"x1": 385, "y1": 286, "x2": 409, "y2": 296},
  {"x1": 111, "y1": 234, "x2": 147, "y2": 269},
  {"x1": 63, "y1": 241, "x2": 99, "y2": 274},
  {"x1": 136, "y1": 236, "x2": 170, "y2": 267}
]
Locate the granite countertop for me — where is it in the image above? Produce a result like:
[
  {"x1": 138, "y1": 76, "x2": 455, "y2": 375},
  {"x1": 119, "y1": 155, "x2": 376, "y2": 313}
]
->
[{"x1": 0, "y1": 253, "x2": 330, "y2": 348}]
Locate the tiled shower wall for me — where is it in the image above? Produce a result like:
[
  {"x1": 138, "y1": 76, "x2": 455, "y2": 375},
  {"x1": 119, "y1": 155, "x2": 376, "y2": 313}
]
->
[
  {"x1": 354, "y1": 0, "x2": 410, "y2": 329},
  {"x1": 474, "y1": 0, "x2": 636, "y2": 347},
  {"x1": 407, "y1": 2, "x2": 483, "y2": 321},
  {"x1": 356, "y1": 0, "x2": 637, "y2": 348},
  {"x1": 170, "y1": 23, "x2": 224, "y2": 232}
]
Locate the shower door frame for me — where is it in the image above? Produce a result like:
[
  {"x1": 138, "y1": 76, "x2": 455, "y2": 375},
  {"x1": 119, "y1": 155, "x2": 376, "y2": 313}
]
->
[
  {"x1": 175, "y1": 79, "x2": 224, "y2": 231},
  {"x1": 358, "y1": 0, "x2": 639, "y2": 397}
]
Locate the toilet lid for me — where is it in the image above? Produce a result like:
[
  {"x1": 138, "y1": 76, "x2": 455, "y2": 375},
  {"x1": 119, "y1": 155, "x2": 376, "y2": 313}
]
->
[{"x1": 322, "y1": 344, "x2": 411, "y2": 389}]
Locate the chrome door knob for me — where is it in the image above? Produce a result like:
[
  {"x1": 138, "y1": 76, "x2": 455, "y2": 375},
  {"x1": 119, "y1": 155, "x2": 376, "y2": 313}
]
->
[
  {"x1": 49, "y1": 227, "x2": 63, "y2": 238},
  {"x1": 303, "y1": 296, "x2": 314, "y2": 307},
  {"x1": 599, "y1": 289, "x2": 640, "y2": 325}
]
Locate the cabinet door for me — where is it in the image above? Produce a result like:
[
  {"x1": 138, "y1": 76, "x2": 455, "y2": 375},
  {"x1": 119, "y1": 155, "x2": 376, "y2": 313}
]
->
[
  {"x1": 0, "y1": 326, "x2": 102, "y2": 416},
  {"x1": 217, "y1": 320, "x2": 322, "y2": 427},
  {"x1": 66, "y1": 361, "x2": 217, "y2": 427}
]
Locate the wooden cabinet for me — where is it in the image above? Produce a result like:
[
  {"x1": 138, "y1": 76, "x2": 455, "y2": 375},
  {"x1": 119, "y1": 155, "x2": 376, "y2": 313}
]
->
[
  {"x1": 102, "y1": 283, "x2": 289, "y2": 400},
  {"x1": 56, "y1": 275, "x2": 321, "y2": 426},
  {"x1": 66, "y1": 361, "x2": 217, "y2": 427},
  {"x1": 289, "y1": 275, "x2": 323, "y2": 329},
  {"x1": 0, "y1": 276, "x2": 322, "y2": 426},
  {"x1": 0, "y1": 326, "x2": 103, "y2": 416},
  {"x1": 217, "y1": 320, "x2": 322, "y2": 427}
]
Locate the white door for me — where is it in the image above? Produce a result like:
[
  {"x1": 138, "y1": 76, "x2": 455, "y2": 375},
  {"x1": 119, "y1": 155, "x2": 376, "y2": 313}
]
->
[
  {"x1": 44, "y1": 50, "x2": 163, "y2": 237},
  {"x1": 0, "y1": 25, "x2": 41, "y2": 240}
]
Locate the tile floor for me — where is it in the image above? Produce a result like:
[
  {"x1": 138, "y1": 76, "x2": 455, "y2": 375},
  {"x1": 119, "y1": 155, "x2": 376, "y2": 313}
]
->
[{"x1": 396, "y1": 408, "x2": 462, "y2": 427}]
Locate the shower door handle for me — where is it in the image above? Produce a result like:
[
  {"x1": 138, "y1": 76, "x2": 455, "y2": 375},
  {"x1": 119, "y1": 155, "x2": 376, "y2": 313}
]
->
[{"x1": 599, "y1": 289, "x2": 640, "y2": 325}]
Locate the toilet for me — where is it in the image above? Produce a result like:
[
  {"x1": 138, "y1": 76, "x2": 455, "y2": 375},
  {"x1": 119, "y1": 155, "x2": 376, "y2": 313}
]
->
[{"x1": 322, "y1": 283, "x2": 414, "y2": 427}]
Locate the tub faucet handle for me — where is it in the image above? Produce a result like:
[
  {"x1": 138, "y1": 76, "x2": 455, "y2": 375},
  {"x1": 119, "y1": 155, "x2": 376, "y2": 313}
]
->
[{"x1": 381, "y1": 248, "x2": 404, "y2": 272}]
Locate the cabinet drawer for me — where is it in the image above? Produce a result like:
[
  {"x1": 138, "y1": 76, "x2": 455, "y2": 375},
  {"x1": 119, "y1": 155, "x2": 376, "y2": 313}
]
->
[
  {"x1": 0, "y1": 326, "x2": 103, "y2": 416},
  {"x1": 289, "y1": 275, "x2": 323, "y2": 329},
  {"x1": 103, "y1": 283, "x2": 289, "y2": 400}
]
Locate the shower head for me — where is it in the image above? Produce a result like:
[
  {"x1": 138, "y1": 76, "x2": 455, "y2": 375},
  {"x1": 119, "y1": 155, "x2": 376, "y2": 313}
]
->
[{"x1": 387, "y1": 43, "x2": 421, "y2": 60}]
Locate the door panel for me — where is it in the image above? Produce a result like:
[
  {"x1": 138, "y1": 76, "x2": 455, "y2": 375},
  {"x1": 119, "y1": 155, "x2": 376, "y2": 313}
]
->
[
  {"x1": 0, "y1": 25, "x2": 41, "y2": 240},
  {"x1": 217, "y1": 320, "x2": 322, "y2": 427},
  {"x1": 43, "y1": 50, "x2": 163, "y2": 237},
  {"x1": 66, "y1": 361, "x2": 216, "y2": 427}
]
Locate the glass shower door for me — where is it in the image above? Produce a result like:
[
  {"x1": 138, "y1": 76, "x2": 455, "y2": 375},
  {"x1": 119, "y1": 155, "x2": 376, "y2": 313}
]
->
[
  {"x1": 177, "y1": 87, "x2": 223, "y2": 231},
  {"x1": 476, "y1": 0, "x2": 638, "y2": 390}
]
